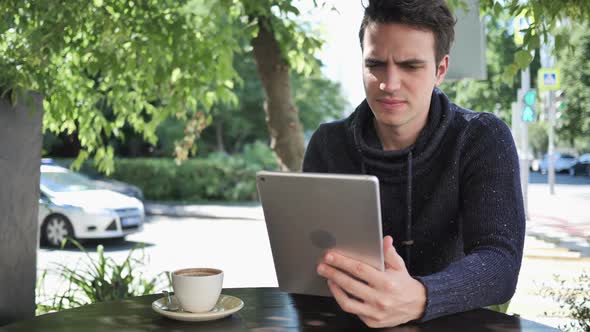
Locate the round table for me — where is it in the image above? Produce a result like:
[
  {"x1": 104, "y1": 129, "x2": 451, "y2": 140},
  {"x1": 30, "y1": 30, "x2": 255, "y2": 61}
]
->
[{"x1": 2, "y1": 287, "x2": 558, "y2": 331}]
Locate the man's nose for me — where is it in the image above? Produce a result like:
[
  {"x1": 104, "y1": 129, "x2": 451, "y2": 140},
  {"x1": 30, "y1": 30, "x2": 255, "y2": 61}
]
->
[{"x1": 379, "y1": 65, "x2": 401, "y2": 93}]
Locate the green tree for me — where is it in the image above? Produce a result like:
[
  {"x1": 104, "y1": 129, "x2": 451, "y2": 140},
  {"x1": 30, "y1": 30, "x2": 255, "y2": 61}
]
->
[
  {"x1": 200, "y1": 54, "x2": 348, "y2": 154},
  {"x1": 476, "y1": 0, "x2": 590, "y2": 81},
  {"x1": 6, "y1": 0, "x2": 590, "y2": 173},
  {"x1": 443, "y1": 1, "x2": 590, "y2": 149},
  {"x1": 293, "y1": 68, "x2": 349, "y2": 133},
  {"x1": 1, "y1": 0, "x2": 244, "y2": 172},
  {"x1": 528, "y1": 122, "x2": 549, "y2": 157},
  {"x1": 555, "y1": 25, "x2": 590, "y2": 152},
  {"x1": 153, "y1": 54, "x2": 348, "y2": 156},
  {"x1": 441, "y1": 15, "x2": 522, "y2": 122},
  {"x1": 1, "y1": 0, "x2": 325, "y2": 172},
  {"x1": 441, "y1": 13, "x2": 543, "y2": 123}
]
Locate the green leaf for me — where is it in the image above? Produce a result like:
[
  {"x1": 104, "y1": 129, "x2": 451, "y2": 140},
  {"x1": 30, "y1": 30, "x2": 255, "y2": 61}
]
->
[
  {"x1": 555, "y1": 34, "x2": 566, "y2": 54},
  {"x1": 71, "y1": 150, "x2": 90, "y2": 171},
  {"x1": 515, "y1": 50, "x2": 533, "y2": 69},
  {"x1": 170, "y1": 68, "x2": 182, "y2": 84},
  {"x1": 501, "y1": 64, "x2": 519, "y2": 85},
  {"x1": 529, "y1": 33, "x2": 541, "y2": 49},
  {"x1": 493, "y1": 2, "x2": 503, "y2": 17}
]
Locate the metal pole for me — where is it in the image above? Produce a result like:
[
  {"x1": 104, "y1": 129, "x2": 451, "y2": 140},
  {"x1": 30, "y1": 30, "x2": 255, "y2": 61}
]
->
[
  {"x1": 520, "y1": 67, "x2": 530, "y2": 218},
  {"x1": 548, "y1": 90, "x2": 556, "y2": 195},
  {"x1": 541, "y1": 35, "x2": 555, "y2": 195},
  {"x1": 541, "y1": 34, "x2": 556, "y2": 196}
]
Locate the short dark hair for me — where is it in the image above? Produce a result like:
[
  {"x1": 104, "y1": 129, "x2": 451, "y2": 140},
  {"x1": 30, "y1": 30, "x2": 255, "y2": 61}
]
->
[{"x1": 359, "y1": 0, "x2": 456, "y2": 65}]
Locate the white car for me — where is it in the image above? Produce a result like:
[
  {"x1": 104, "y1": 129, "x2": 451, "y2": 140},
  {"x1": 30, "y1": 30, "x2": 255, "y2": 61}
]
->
[{"x1": 39, "y1": 165, "x2": 145, "y2": 247}]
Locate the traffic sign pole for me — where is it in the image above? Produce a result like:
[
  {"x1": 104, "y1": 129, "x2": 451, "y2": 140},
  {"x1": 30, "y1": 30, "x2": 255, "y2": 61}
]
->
[
  {"x1": 539, "y1": 35, "x2": 559, "y2": 195},
  {"x1": 548, "y1": 91, "x2": 556, "y2": 195},
  {"x1": 520, "y1": 67, "x2": 530, "y2": 219}
]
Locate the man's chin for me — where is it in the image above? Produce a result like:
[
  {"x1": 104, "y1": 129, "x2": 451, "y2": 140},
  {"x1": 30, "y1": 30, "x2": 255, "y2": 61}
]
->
[
  {"x1": 372, "y1": 110, "x2": 408, "y2": 126},
  {"x1": 374, "y1": 116, "x2": 406, "y2": 128}
]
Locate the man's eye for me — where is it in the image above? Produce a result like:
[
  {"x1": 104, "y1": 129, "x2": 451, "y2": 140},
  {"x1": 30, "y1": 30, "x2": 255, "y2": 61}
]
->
[{"x1": 365, "y1": 62, "x2": 381, "y2": 68}]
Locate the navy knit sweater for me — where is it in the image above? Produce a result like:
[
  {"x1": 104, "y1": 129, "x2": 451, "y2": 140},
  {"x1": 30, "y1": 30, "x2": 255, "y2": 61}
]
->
[{"x1": 302, "y1": 89, "x2": 526, "y2": 322}]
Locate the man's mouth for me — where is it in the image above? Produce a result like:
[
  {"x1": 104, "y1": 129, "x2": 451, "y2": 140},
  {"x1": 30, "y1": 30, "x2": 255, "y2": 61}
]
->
[{"x1": 377, "y1": 98, "x2": 407, "y2": 110}]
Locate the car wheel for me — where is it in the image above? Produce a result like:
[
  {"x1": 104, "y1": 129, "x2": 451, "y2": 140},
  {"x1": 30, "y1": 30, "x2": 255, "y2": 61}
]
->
[{"x1": 42, "y1": 214, "x2": 75, "y2": 247}]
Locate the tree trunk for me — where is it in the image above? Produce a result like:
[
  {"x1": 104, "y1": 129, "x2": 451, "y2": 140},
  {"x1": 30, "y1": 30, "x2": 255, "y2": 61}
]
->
[{"x1": 251, "y1": 18, "x2": 305, "y2": 171}]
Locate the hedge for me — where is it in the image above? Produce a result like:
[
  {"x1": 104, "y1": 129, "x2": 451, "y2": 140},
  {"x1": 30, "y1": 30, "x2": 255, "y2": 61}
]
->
[{"x1": 52, "y1": 142, "x2": 279, "y2": 202}]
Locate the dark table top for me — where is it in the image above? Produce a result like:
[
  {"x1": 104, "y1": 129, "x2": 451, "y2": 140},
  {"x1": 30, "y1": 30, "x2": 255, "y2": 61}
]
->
[{"x1": 2, "y1": 287, "x2": 558, "y2": 331}]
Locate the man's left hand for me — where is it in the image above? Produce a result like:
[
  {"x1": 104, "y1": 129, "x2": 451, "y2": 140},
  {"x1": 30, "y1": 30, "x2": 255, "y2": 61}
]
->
[{"x1": 317, "y1": 235, "x2": 427, "y2": 328}]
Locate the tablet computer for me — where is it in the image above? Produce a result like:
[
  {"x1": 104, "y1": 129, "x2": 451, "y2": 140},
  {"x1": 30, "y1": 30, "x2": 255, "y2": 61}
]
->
[{"x1": 256, "y1": 171, "x2": 384, "y2": 297}]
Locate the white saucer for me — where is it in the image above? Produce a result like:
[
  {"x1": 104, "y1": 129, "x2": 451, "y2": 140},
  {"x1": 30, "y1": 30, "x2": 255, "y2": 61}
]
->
[{"x1": 152, "y1": 294, "x2": 244, "y2": 322}]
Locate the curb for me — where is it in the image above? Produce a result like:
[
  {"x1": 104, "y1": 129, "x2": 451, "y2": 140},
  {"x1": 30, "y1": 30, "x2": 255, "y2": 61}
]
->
[
  {"x1": 144, "y1": 203, "x2": 264, "y2": 220},
  {"x1": 527, "y1": 215, "x2": 590, "y2": 258}
]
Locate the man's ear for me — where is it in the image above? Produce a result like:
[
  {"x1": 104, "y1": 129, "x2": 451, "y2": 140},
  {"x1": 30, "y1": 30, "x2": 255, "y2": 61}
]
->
[{"x1": 435, "y1": 55, "x2": 449, "y2": 86}]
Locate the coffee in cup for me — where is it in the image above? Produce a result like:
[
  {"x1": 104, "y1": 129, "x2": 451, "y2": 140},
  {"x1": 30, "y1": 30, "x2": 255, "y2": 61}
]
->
[{"x1": 171, "y1": 268, "x2": 223, "y2": 313}]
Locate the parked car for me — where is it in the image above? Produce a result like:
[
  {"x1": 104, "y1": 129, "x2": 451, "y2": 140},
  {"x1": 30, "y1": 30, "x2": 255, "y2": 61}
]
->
[
  {"x1": 39, "y1": 165, "x2": 145, "y2": 247},
  {"x1": 530, "y1": 158, "x2": 540, "y2": 172},
  {"x1": 539, "y1": 153, "x2": 577, "y2": 174},
  {"x1": 569, "y1": 153, "x2": 590, "y2": 177},
  {"x1": 41, "y1": 158, "x2": 144, "y2": 201},
  {"x1": 516, "y1": 149, "x2": 538, "y2": 171},
  {"x1": 91, "y1": 178, "x2": 144, "y2": 201}
]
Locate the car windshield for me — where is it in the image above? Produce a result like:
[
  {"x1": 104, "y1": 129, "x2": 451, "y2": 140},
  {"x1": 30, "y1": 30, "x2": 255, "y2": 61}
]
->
[{"x1": 41, "y1": 171, "x2": 97, "y2": 192}]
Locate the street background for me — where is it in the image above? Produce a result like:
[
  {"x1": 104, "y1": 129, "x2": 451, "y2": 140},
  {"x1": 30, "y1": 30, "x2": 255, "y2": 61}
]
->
[
  {"x1": 3, "y1": 0, "x2": 589, "y2": 330},
  {"x1": 37, "y1": 172, "x2": 590, "y2": 330}
]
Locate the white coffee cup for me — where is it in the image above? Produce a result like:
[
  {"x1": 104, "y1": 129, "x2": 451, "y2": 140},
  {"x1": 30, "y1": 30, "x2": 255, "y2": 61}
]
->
[{"x1": 171, "y1": 268, "x2": 223, "y2": 313}]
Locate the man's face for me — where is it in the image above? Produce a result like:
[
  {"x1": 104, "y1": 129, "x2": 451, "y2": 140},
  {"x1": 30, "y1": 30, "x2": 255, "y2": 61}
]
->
[{"x1": 362, "y1": 22, "x2": 448, "y2": 133}]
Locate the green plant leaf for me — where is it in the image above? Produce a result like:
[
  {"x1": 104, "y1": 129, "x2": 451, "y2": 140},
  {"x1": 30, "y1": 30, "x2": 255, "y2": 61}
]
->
[
  {"x1": 515, "y1": 50, "x2": 533, "y2": 69},
  {"x1": 529, "y1": 33, "x2": 541, "y2": 49}
]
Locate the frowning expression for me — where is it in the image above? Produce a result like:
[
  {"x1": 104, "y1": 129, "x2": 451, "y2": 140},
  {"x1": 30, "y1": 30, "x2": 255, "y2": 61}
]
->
[{"x1": 362, "y1": 22, "x2": 448, "y2": 133}]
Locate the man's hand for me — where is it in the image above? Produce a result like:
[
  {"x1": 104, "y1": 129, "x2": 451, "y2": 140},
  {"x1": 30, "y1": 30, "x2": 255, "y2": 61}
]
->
[{"x1": 316, "y1": 235, "x2": 427, "y2": 328}]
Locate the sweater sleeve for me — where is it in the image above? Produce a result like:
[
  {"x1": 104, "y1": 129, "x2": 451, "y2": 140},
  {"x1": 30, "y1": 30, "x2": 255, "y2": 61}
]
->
[
  {"x1": 415, "y1": 113, "x2": 526, "y2": 322},
  {"x1": 302, "y1": 125, "x2": 329, "y2": 173}
]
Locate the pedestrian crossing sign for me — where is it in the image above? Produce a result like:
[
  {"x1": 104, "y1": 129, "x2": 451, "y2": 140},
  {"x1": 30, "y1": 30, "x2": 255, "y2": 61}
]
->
[{"x1": 538, "y1": 68, "x2": 561, "y2": 91}]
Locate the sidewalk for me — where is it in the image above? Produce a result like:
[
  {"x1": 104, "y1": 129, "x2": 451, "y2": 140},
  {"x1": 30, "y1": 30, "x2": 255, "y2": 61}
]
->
[{"x1": 527, "y1": 182, "x2": 590, "y2": 257}]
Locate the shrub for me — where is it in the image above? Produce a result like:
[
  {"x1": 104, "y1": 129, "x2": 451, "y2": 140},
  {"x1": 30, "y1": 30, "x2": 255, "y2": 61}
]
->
[
  {"x1": 112, "y1": 158, "x2": 178, "y2": 201},
  {"x1": 36, "y1": 240, "x2": 168, "y2": 314},
  {"x1": 52, "y1": 141, "x2": 279, "y2": 202},
  {"x1": 541, "y1": 271, "x2": 590, "y2": 331}
]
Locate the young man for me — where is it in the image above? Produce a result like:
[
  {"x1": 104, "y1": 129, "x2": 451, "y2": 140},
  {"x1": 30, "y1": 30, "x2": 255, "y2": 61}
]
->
[{"x1": 303, "y1": 0, "x2": 525, "y2": 328}]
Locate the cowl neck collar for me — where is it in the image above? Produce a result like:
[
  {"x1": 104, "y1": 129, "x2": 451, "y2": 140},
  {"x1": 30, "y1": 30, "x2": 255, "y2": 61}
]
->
[{"x1": 350, "y1": 88, "x2": 453, "y2": 179}]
